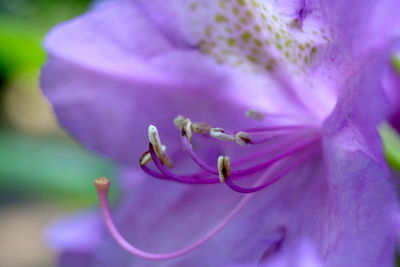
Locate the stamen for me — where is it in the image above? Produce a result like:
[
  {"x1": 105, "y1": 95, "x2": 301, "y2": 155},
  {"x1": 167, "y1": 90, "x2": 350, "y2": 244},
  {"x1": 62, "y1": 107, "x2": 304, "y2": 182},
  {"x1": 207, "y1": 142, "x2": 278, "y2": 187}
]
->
[
  {"x1": 180, "y1": 131, "x2": 318, "y2": 178},
  {"x1": 217, "y1": 156, "x2": 231, "y2": 183},
  {"x1": 180, "y1": 134, "x2": 218, "y2": 174},
  {"x1": 139, "y1": 145, "x2": 168, "y2": 166},
  {"x1": 225, "y1": 151, "x2": 314, "y2": 193},
  {"x1": 235, "y1": 131, "x2": 252, "y2": 146},
  {"x1": 148, "y1": 125, "x2": 173, "y2": 167},
  {"x1": 229, "y1": 137, "x2": 318, "y2": 177},
  {"x1": 174, "y1": 115, "x2": 212, "y2": 136},
  {"x1": 237, "y1": 125, "x2": 310, "y2": 133},
  {"x1": 192, "y1": 122, "x2": 212, "y2": 134},
  {"x1": 141, "y1": 163, "x2": 220, "y2": 184},
  {"x1": 173, "y1": 115, "x2": 186, "y2": 130},
  {"x1": 182, "y1": 118, "x2": 193, "y2": 143},
  {"x1": 98, "y1": 114, "x2": 322, "y2": 261},
  {"x1": 148, "y1": 125, "x2": 163, "y2": 155},
  {"x1": 94, "y1": 177, "x2": 258, "y2": 260},
  {"x1": 148, "y1": 144, "x2": 220, "y2": 184},
  {"x1": 139, "y1": 151, "x2": 151, "y2": 166},
  {"x1": 210, "y1": 128, "x2": 236, "y2": 141},
  {"x1": 143, "y1": 119, "x2": 319, "y2": 191},
  {"x1": 246, "y1": 109, "x2": 265, "y2": 121}
]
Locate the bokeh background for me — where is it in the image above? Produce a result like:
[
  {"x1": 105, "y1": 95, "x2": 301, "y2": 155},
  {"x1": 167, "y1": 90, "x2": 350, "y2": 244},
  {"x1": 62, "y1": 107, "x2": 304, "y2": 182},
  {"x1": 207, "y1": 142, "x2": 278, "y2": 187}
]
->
[
  {"x1": 0, "y1": 1, "x2": 399, "y2": 267},
  {"x1": 0, "y1": 1, "x2": 115, "y2": 266}
]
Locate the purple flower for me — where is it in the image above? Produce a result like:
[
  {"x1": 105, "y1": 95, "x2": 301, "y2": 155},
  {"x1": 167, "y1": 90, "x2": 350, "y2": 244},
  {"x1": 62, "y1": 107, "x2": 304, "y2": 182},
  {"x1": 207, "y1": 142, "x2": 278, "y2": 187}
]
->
[{"x1": 41, "y1": 0, "x2": 400, "y2": 266}]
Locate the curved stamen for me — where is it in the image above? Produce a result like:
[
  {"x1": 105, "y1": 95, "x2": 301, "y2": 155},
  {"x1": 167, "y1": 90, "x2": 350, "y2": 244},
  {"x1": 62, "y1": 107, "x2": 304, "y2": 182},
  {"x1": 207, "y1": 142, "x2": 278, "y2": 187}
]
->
[
  {"x1": 140, "y1": 164, "x2": 219, "y2": 184},
  {"x1": 142, "y1": 143, "x2": 269, "y2": 185},
  {"x1": 145, "y1": 136, "x2": 317, "y2": 187},
  {"x1": 225, "y1": 150, "x2": 316, "y2": 193},
  {"x1": 147, "y1": 132, "x2": 295, "y2": 180},
  {"x1": 180, "y1": 133, "x2": 319, "y2": 177},
  {"x1": 246, "y1": 132, "x2": 298, "y2": 145},
  {"x1": 229, "y1": 137, "x2": 318, "y2": 177},
  {"x1": 147, "y1": 145, "x2": 220, "y2": 184},
  {"x1": 231, "y1": 133, "x2": 312, "y2": 167},
  {"x1": 230, "y1": 125, "x2": 311, "y2": 134},
  {"x1": 181, "y1": 134, "x2": 218, "y2": 174},
  {"x1": 94, "y1": 177, "x2": 257, "y2": 260}
]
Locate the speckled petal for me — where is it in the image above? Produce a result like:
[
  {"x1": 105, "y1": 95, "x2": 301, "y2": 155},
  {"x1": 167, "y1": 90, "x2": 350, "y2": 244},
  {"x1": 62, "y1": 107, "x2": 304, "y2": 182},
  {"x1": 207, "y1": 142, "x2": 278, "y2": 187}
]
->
[{"x1": 41, "y1": 0, "x2": 312, "y2": 165}]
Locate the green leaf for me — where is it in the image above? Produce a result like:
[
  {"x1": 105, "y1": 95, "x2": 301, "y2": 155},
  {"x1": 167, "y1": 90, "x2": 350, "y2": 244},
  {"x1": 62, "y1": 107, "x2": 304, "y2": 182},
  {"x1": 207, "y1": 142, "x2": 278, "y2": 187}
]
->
[
  {"x1": 393, "y1": 56, "x2": 400, "y2": 74},
  {"x1": 0, "y1": 0, "x2": 91, "y2": 75},
  {"x1": 0, "y1": 130, "x2": 116, "y2": 207},
  {"x1": 380, "y1": 124, "x2": 400, "y2": 173}
]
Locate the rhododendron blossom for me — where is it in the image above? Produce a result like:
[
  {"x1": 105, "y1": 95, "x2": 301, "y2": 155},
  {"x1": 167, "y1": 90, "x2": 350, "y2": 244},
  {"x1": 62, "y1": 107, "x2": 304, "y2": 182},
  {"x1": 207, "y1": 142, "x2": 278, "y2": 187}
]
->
[{"x1": 41, "y1": 0, "x2": 400, "y2": 266}]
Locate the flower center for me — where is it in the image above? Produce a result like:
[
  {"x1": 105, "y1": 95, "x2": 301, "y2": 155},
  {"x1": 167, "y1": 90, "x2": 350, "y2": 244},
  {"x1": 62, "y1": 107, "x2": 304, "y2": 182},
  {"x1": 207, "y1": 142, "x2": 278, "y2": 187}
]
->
[
  {"x1": 140, "y1": 113, "x2": 320, "y2": 193},
  {"x1": 94, "y1": 112, "x2": 321, "y2": 261}
]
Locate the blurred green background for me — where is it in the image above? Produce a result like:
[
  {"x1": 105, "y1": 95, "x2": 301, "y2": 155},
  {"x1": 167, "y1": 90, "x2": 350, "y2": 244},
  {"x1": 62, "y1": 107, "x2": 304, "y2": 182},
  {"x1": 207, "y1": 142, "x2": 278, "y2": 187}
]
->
[
  {"x1": 0, "y1": 1, "x2": 115, "y2": 266},
  {"x1": 0, "y1": 1, "x2": 399, "y2": 267}
]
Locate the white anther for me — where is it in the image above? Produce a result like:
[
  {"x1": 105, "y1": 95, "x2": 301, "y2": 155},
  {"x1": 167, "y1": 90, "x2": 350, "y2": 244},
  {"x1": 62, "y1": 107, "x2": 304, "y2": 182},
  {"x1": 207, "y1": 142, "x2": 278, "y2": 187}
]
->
[
  {"x1": 210, "y1": 128, "x2": 236, "y2": 142},
  {"x1": 174, "y1": 115, "x2": 212, "y2": 137},
  {"x1": 246, "y1": 109, "x2": 265, "y2": 121},
  {"x1": 182, "y1": 118, "x2": 193, "y2": 143},
  {"x1": 140, "y1": 145, "x2": 169, "y2": 166},
  {"x1": 235, "y1": 131, "x2": 252, "y2": 146},
  {"x1": 148, "y1": 125, "x2": 163, "y2": 156},
  {"x1": 192, "y1": 122, "x2": 212, "y2": 135},
  {"x1": 174, "y1": 115, "x2": 186, "y2": 130},
  {"x1": 140, "y1": 151, "x2": 151, "y2": 166},
  {"x1": 217, "y1": 155, "x2": 231, "y2": 183},
  {"x1": 148, "y1": 125, "x2": 173, "y2": 167}
]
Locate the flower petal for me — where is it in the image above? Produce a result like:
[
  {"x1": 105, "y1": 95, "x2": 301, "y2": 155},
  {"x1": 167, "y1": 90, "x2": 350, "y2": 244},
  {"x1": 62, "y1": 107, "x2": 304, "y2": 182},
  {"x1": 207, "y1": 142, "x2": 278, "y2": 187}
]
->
[
  {"x1": 321, "y1": 50, "x2": 397, "y2": 267},
  {"x1": 61, "y1": 41, "x2": 397, "y2": 267},
  {"x1": 81, "y1": 158, "x2": 330, "y2": 267},
  {"x1": 41, "y1": 0, "x2": 311, "y2": 164},
  {"x1": 46, "y1": 210, "x2": 103, "y2": 253}
]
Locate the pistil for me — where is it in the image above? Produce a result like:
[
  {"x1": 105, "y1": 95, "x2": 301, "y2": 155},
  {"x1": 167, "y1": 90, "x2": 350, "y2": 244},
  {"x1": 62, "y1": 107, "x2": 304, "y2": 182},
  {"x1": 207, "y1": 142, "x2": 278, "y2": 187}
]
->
[{"x1": 94, "y1": 176, "x2": 260, "y2": 260}]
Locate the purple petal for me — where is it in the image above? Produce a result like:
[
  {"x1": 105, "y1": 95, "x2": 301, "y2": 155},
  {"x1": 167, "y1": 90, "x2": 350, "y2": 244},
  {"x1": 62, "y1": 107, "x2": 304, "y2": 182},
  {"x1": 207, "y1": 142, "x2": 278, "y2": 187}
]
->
[
  {"x1": 59, "y1": 44, "x2": 397, "y2": 267},
  {"x1": 260, "y1": 239, "x2": 323, "y2": 267},
  {"x1": 46, "y1": 210, "x2": 103, "y2": 253},
  {"x1": 41, "y1": 0, "x2": 314, "y2": 164},
  {"x1": 321, "y1": 50, "x2": 397, "y2": 267},
  {"x1": 41, "y1": 1, "x2": 399, "y2": 266}
]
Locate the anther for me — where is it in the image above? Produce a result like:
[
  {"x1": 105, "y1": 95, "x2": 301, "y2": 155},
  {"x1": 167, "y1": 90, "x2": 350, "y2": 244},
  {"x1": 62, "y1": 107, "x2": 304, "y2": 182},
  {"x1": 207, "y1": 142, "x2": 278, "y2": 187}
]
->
[
  {"x1": 182, "y1": 119, "x2": 193, "y2": 143},
  {"x1": 140, "y1": 151, "x2": 151, "y2": 166},
  {"x1": 235, "y1": 131, "x2": 252, "y2": 146},
  {"x1": 148, "y1": 125, "x2": 163, "y2": 155},
  {"x1": 210, "y1": 128, "x2": 236, "y2": 142},
  {"x1": 217, "y1": 156, "x2": 231, "y2": 183},
  {"x1": 174, "y1": 115, "x2": 186, "y2": 130},
  {"x1": 192, "y1": 122, "x2": 212, "y2": 135},
  {"x1": 148, "y1": 125, "x2": 173, "y2": 167},
  {"x1": 246, "y1": 109, "x2": 265, "y2": 121},
  {"x1": 139, "y1": 145, "x2": 168, "y2": 166},
  {"x1": 175, "y1": 115, "x2": 212, "y2": 137}
]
